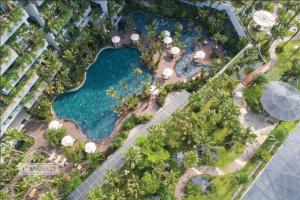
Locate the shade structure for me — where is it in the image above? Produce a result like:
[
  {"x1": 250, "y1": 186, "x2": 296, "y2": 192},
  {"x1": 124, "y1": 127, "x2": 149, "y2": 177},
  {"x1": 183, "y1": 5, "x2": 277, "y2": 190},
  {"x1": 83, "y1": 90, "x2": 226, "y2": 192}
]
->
[
  {"x1": 163, "y1": 30, "x2": 170, "y2": 37},
  {"x1": 61, "y1": 135, "x2": 75, "y2": 147},
  {"x1": 260, "y1": 81, "x2": 300, "y2": 121},
  {"x1": 111, "y1": 36, "x2": 120, "y2": 44},
  {"x1": 150, "y1": 85, "x2": 159, "y2": 95},
  {"x1": 253, "y1": 10, "x2": 276, "y2": 28},
  {"x1": 163, "y1": 68, "x2": 173, "y2": 78},
  {"x1": 48, "y1": 120, "x2": 62, "y2": 129},
  {"x1": 85, "y1": 142, "x2": 97, "y2": 153},
  {"x1": 130, "y1": 33, "x2": 139, "y2": 41},
  {"x1": 163, "y1": 36, "x2": 173, "y2": 44},
  {"x1": 193, "y1": 50, "x2": 206, "y2": 59},
  {"x1": 170, "y1": 46, "x2": 180, "y2": 55}
]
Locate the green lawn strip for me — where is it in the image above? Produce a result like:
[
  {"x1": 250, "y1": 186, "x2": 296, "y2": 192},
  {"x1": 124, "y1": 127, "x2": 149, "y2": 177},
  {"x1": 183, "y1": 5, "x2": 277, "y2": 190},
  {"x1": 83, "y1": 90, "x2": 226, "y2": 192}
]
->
[
  {"x1": 185, "y1": 121, "x2": 298, "y2": 200},
  {"x1": 266, "y1": 40, "x2": 300, "y2": 81}
]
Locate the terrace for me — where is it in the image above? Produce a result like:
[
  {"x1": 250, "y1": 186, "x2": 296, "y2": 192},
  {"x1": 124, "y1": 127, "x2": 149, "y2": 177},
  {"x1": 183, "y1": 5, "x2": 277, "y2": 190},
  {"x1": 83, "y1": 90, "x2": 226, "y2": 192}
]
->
[
  {"x1": 0, "y1": 45, "x2": 18, "y2": 76},
  {"x1": 40, "y1": 0, "x2": 80, "y2": 35},
  {"x1": 1, "y1": 25, "x2": 48, "y2": 94},
  {"x1": 0, "y1": 6, "x2": 29, "y2": 46},
  {"x1": 0, "y1": 72, "x2": 39, "y2": 134}
]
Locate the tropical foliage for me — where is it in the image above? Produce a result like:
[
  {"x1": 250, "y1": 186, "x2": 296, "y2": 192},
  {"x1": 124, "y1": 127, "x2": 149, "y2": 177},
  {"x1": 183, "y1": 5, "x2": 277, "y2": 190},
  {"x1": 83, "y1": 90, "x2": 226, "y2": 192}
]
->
[{"x1": 88, "y1": 75, "x2": 255, "y2": 199}]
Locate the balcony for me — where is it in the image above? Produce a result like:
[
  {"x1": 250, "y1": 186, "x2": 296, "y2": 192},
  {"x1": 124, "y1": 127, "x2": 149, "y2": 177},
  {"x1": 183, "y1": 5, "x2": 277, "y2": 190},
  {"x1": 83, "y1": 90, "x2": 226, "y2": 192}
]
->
[
  {"x1": 74, "y1": 6, "x2": 91, "y2": 28},
  {"x1": 0, "y1": 6, "x2": 29, "y2": 46},
  {"x1": 0, "y1": 45, "x2": 18, "y2": 76},
  {"x1": 0, "y1": 73, "x2": 39, "y2": 126},
  {"x1": 1, "y1": 40, "x2": 48, "y2": 94},
  {"x1": 0, "y1": 104, "x2": 23, "y2": 136},
  {"x1": 23, "y1": 80, "x2": 47, "y2": 109}
]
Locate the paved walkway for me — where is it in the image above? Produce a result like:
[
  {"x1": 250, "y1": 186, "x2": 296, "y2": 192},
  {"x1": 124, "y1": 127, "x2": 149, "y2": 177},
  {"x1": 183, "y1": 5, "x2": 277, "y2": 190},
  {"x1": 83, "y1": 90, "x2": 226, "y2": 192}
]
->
[
  {"x1": 175, "y1": 84, "x2": 276, "y2": 200},
  {"x1": 68, "y1": 90, "x2": 190, "y2": 200}
]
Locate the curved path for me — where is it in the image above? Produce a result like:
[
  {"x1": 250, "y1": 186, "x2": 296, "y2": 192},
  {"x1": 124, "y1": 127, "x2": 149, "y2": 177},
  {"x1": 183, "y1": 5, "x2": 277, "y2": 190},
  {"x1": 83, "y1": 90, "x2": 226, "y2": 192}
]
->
[
  {"x1": 175, "y1": 33, "x2": 300, "y2": 199},
  {"x1": 68, "y1": 90, "x2": 190, "y2": 200}
]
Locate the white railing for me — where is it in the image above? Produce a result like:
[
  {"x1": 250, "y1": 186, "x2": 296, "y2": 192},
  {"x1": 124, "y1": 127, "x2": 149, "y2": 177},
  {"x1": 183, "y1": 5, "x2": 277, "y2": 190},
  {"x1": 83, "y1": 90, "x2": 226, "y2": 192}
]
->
[
  {"x1": 0, "y1": 8, "x2": 29, "y2": 46},
  {"x1": 1, "y1": 73, "x2": 39, "y2": 126},
  {"x1": 0, "y1": 47, "x2": 19, "y2": 76},
  {"x1": 74, "y1": 6, "x2": 91, "y2": 28},
  {"x1": 24, "y1": 81, "x2": 47, "y2": 109},
  {"x1": 0, "y1": 105, "x2": 23, "y2": 136},
  {"x1": 1, "y1": 41, "x2": 48, "y2": 94}
]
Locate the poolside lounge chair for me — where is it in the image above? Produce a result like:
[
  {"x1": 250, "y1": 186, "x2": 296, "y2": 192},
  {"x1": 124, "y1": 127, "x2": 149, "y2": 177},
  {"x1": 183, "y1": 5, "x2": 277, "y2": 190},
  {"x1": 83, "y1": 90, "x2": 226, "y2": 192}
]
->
[
  {"x1": 28, "y1": 188, "x2": 37, "y2": 199},
  {"x1": 77, "y1": 164, "x2": 82, "y2": 171},
  {"x1": 48, "y1": 152, "x2": 56, "y2": 162},
  {"x1": 54, "y1": 155, "x2": 62, "y2": 163},
  {"x1": 60, "y1": 158, "x2": 67, "y2": 167}
]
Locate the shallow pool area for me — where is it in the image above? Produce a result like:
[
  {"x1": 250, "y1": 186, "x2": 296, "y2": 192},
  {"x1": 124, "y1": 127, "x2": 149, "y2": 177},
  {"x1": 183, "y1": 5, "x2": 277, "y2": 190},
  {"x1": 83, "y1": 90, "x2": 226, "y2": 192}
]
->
[
  {"x1": 53, "y1": 47, "x2": 151, "y2": 139},
  {"x1": 132, "y1": 11, "x2": 211, "y2": 77}
]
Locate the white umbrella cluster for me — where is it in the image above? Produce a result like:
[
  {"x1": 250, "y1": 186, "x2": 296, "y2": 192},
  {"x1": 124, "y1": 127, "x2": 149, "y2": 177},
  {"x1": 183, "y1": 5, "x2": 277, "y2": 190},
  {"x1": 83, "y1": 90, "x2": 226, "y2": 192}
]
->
[
  {"x1": 170, "y1": 46, "x2": 180, "y2": 55},
  {"x1": 130, "y1": 33, "x2": 139, "y2": 41},
  {"x1": 193, "y1": 50, "x2": 206, "y2": 59},
  {"x1": 253, "y1": 10, "x2": 276, "y2": 28},
  {"x1": 48, "y1": 120, "x2": 62, "y2": 129},
  {"x1": 61, "y1": 135, "x2": 75, "y2": 147},
  {"x1": 111, "y1": 36, "x2": 120, "y2": 44},
  {"x1": 85, "y1": 142, "x2": 97, "y2": 153},
  {"x1": 163, "y1": 36, "x2": 173, "y2": 45}
]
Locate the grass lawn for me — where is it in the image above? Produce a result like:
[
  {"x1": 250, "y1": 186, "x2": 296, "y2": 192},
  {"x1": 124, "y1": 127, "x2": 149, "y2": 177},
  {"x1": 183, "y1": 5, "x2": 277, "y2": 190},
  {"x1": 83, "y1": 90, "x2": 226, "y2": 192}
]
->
[{"x1": 266, "y1": 40, "x2": 300, "y2": 81}]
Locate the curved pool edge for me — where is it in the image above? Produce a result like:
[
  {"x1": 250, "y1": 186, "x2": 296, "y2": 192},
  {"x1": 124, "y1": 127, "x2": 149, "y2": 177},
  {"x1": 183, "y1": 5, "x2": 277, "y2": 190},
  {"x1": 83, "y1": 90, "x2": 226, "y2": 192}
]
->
[{"x1": 50, "y1": 44, "x2": 143, "y2": 141}]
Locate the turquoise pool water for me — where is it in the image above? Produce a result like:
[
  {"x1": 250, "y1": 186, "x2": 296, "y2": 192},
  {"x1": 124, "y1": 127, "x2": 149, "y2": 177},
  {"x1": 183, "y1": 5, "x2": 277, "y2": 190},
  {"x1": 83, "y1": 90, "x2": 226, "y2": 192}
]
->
[{"x1": 53, "y1": 47, "x2": 151, "y2": 139}]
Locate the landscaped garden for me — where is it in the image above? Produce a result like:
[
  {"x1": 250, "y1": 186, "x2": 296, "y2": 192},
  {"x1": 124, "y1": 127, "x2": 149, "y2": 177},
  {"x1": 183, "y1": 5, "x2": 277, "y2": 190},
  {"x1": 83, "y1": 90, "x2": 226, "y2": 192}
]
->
[
  {"x1": 4, "y1": 1, "x2": 300, "y2": 200},
  {"x1": 87, "y1": 75, "x2": 255, "y2": 199}
]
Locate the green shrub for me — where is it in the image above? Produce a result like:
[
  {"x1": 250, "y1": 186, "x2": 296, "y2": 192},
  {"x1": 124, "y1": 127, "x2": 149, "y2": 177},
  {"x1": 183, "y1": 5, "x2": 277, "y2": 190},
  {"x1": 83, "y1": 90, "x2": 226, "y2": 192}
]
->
[
  {"x1": 243, "y1": 84, "x2": 264, "y2": 113},
  {"x1": 45, "y1": 128, "x2": 66, "y2": 148},
  {"x1": 122, "y1": 114, "x2": 153, "y2": 131}
]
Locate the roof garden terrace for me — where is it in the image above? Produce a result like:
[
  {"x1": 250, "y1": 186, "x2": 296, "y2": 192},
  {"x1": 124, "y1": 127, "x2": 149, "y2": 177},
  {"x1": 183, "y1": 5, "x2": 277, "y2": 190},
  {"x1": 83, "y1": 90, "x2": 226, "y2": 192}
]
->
[
  {"x1": 40, "y1": 0, "x2": 86, "y2": 35},
  {"x1": 1, "y1": 24, "x2": 48, "y2": 94},
  {"x1": 0, "y1": 6, "x2": 29, "y2": 46},
  {"x1": 0, "y1": 44, "x2": 18, "y2": 76}
]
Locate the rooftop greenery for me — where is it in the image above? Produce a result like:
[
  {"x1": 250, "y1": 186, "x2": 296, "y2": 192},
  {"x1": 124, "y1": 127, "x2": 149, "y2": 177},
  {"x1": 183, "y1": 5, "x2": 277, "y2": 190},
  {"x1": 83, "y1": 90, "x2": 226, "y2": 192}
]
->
[
  {"x1": 0, "y1": 6, "x2": 25, "y2": 35},
  {"x1": 88, "y1": 75, "x2": 255, "y2": 199}
]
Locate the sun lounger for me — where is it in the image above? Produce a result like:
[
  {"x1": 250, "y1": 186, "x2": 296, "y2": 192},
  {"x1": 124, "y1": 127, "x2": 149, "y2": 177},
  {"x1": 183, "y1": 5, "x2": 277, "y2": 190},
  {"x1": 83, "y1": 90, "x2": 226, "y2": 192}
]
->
[
  {"x1": 60, "y1": 158, "x2": 67, "y2": 167},
  {"x1": 28, "y1": 188, "x2": 37, "y2": 199},
  {"x1": 54, "y1": 155, "x2": 62, "y2": 163},
  {"x1": 77, "y1": 164, "x2": 82, "y2": 171},
  {"x1": 48, "y1": 152, "x2": 56, "y2": 161}
]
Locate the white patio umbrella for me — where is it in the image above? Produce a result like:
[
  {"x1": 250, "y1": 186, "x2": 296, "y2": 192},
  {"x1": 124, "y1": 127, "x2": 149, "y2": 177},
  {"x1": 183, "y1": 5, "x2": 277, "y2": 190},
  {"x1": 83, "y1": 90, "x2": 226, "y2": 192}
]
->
[
  {"x1": 163, "y1": 36, "x2": 173, "y2": 45},
  {"x1": 170, "y1": 46, "x2": 180, "y2": 55},
  {"x1": 61, "y1": 135, "x2": 75, "y2": 147},
  {"x1": 150, "y1": 85, "x2": 159, "y2": 95},
  {"x1": 111, "y1": 36, "x2": 121, "y2": 44},
  {"x1": 193, "y1": 50, "x2": 206, "y2": 59},
  {"x1": 163, "y1": 30, "x2": 170, "y2": 37},
  {"x1": 85, "y1": 142, "x2": 97, "y2": 153},
  {"x1": 48, "y1": 120, "x2": 62, "y2": 129},
  {"x1": 130, "y1": 33, "x2": 139, "y2": 41},
  {"x1": 253, "y1": 10, "x2": 276, "y2": 29},
  {"x1": 163, "y1": 68, "x2": 173, "y2": 78}
]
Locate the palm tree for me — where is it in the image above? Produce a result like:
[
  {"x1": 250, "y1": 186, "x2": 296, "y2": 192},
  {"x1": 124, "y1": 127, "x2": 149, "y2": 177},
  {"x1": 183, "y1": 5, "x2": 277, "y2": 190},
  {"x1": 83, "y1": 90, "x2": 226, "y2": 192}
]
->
[
  {"x1": 133, "y1": 68, "x2": 142, "y2": 94},
  {"x1": 127, "y1": 175, "x2": 144, "y2": 198},
  {"x1": 253, "y1": 73, "x2": 268, "y2": 85}
]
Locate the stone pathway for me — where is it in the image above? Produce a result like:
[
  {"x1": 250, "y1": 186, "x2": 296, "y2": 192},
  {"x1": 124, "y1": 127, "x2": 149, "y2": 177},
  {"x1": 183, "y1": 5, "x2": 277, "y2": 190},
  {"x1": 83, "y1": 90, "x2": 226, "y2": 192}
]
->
[{"x1": 175, "y1": 84, "x2": 276, "y2": 200}]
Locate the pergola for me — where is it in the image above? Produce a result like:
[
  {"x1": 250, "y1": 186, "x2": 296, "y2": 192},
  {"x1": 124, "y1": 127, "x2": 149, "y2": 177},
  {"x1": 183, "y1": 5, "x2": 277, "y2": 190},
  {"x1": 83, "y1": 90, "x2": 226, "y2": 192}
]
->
[
  {"x1": 253, "y1": 10, "x2": 276, "y2": 30},
  {"x1": 260, "y1": 81, "x2": 300, "y2": 121}
]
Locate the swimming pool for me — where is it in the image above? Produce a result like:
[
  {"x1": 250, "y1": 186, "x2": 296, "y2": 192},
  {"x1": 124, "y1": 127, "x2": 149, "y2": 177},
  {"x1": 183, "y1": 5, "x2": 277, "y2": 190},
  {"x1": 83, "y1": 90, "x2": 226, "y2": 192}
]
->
[{"x1": 53, "y1": 47, "x2": 151, "y2": 139}]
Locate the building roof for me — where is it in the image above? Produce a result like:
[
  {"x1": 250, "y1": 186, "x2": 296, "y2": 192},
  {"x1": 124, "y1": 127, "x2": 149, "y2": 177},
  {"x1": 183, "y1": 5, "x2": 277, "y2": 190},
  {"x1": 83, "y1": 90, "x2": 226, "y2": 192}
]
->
[
  {"x1": 260, "y1": 81, "x2": 300, "y2": 121},
  {"x1": 242, "y1": 124, "x2": 300, "y2": 200}
]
